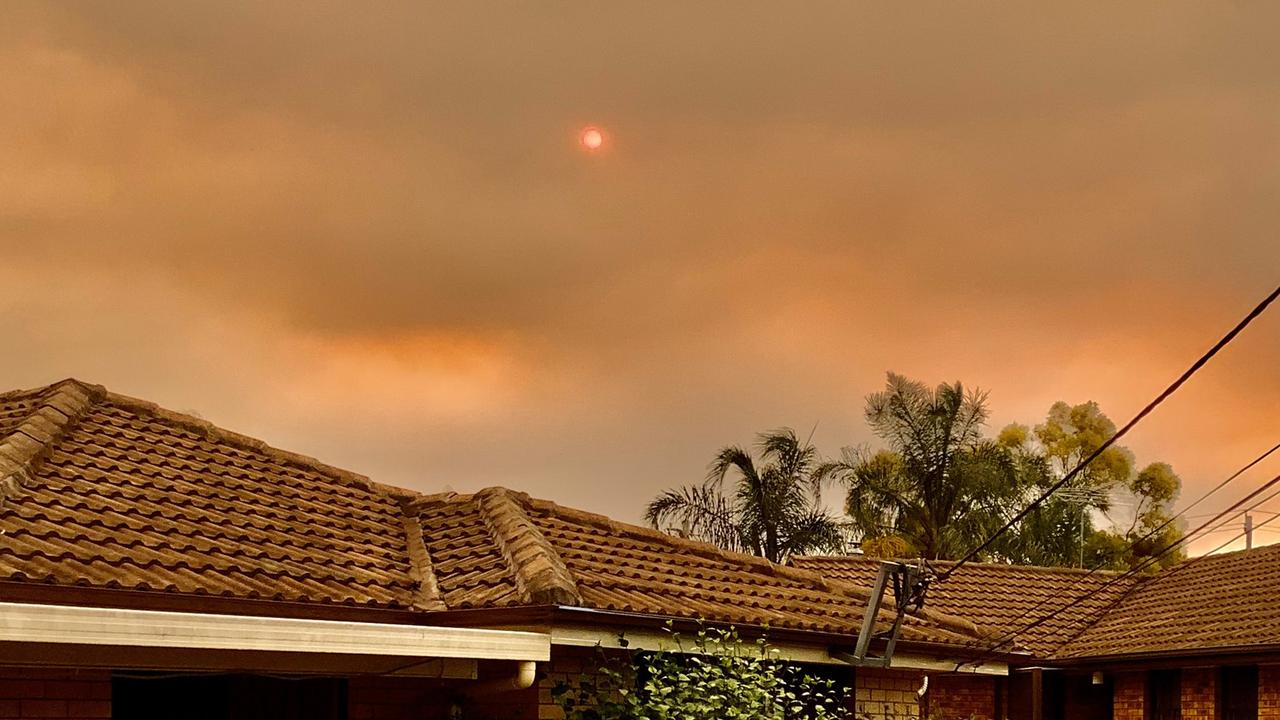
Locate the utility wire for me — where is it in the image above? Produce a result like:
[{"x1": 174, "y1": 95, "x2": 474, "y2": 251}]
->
[
  {"x1": 939, "y1": 285, "x2": 1280, "y2": 582},
  {"x1": 954, "y1": 449, "x2": 1280, "y2": 667},
  {"x1": 964, "y1": 472, "x2": 1280, "y2": 665},
  {"x1": 961, "y1": 482, "x2": 1280, "y2": 673},
  {"x1": 1186, "y1": 507, "x2": 1280, "y2": 520},
  {"x1": 942, "y1": 438, "x2": 1280, "y2": 659},
  {"x1": 1050, "y1": 494, "x2": 1280, "y2": 642}
]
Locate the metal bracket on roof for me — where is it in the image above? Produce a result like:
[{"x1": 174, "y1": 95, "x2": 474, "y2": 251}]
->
[{"x1": 842, "y1": 560, "x2": 932, "y2": 668}]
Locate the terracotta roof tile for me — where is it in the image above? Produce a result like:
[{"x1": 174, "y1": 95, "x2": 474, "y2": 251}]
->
[
  {"x1": 0, "y1": 379, "x2": 989, "y2": 650},
  {"x1": 410, "y1": 489, "x2": 982, "y2": 645},
  {"x1": 1055, "y1": 544, "x2": 1280, "y2": 659},
  {"x1": 0, "y1": 379, "x2": 425, "y2": 609},
  {"x1": 790, "y1": 555, "x2": 1141, "y2": 656}
]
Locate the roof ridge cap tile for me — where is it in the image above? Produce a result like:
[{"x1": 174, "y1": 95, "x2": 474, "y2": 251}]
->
[
  {"x1": 406, "y1": 490, "x2": 462, "y2": 508},
  {"x1": 102, "y1": 389, "x2": 386, "y2": 494},
  {"x1": 368, "y1": 481, "x2": 424, "y2": 501},
  {"x1": 1, "y1": 379, "x2": 102, "y2": 499},
  {"x1": 473, "y1": 486, "x2": 581, "y2": 606},
  {"x1": 398, "y1": 500, "x2": 448, "y2": 611}
]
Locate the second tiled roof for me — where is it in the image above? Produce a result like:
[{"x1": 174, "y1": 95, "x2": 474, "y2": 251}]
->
[{"x1": 789, "y1": 555, "x2": 1142, "y2": 656}]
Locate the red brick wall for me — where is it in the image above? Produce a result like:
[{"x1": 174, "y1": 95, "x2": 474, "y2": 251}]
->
[
  {"x1": 1181, "y1": 667, "x2": 1216, "y2": 720},
  {"x1": 1113, "y1": 671, "x2": 1144, "y2": 720},
  {"x1": 925, "y1": 675, "x2": 998, "y2": 720},
  {"x1": 531, "y1": 646, "x2": 616, "y2": 720},
  {"x1": 1259, "y1": 666, "x2": 1280, "y2": 720},
  {"x1": 0, "y1": 668, "x2": 111, "y2": 720}
]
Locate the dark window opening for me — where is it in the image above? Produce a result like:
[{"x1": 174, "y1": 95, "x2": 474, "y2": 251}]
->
[
  {"x1": 113, "y1": 673, "x2": 347, "y2": 720},
  {"x1": 1145, "y1": 669, "x2": 1180, "y2": 720},
  {"x1": 1219, "y1": 665, "x2": 1259, "y2": 720}
]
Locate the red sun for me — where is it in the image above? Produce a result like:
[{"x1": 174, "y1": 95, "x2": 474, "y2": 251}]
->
[{"x1": 579, "y1": 126, "x2": 605, "y2": 151}]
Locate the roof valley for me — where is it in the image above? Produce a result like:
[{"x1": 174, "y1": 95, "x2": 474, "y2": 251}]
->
[
  {"x1": 0, "y1": 379, "x2": 101, "y2": 500},
  {"x1": 473, "y1": 487, "x2": 581, "y2": 606},
  {"x1": 400, "y1": 502, "x2": 449, "y2": 611}
]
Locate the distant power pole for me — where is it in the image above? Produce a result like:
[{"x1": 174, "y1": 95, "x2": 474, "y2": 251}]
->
[{"x1": 1245, "y1": 513, "x2": 1254, "y2": 550}]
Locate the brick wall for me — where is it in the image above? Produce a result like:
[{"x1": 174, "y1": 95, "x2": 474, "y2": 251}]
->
[
  {"x1": 525, "y1": 646, "x2": 608, "y2": 720},
  {"x1": 854, "y1": 667, "x2": 923, "y2": 720},
  {"x1": 1113, "y1": 671, "x2": 1144, "y2": 720},
  {"x1": 1181, "y1": 667, "x2": 1216, "y2": 720},
  {"x1": 1260, "y1": 665, "x2": 1280, "y2": 720},
  {"x1": 925, "y1": 675, "x2": 997, "y2": 720},
  {"x1": 0, "y1": 668, "x2": 111, "y2": 720}
]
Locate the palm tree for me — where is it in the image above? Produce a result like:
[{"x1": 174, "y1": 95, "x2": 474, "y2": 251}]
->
[
  {"x1": 645, "y1": 428, "x2": 845, "y2": 563},
  {"x1": 816, "y1": 374, "x2": 1023, "y2": 560}
]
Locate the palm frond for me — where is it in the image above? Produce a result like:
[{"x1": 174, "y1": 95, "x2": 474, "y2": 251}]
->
[{"x1": 644, "y1": 483, "x2": 745, "y2": 552}]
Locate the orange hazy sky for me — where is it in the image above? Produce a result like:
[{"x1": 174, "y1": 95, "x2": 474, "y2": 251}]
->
[{"x1": 2, "y1": 2, "x2": 1278, "y2": 555}]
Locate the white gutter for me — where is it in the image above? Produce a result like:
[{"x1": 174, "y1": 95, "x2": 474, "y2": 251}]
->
[
  {"x1": 0, "y1": 602, "x2": 549, "y2": 662},
  {"x1": 549, "y1": 625, "x2": 1006, "y2": 675}
]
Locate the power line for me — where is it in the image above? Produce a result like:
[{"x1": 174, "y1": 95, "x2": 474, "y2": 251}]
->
[
  {"x1": 938, "y1": 285, "x2": 1280, "y2": 582},
  {"x1": 963, "y1": 480, "x2": 1280, "y2": 671},
  {"x1": 964, "y1": 472, "x2": 1280, "y2": 664},
  {"x1": 952, "y1": 442, "x2": 1280, "y2": 664},
  {"x1": 1186, "y1": 506, "x2": 1280, "y2": 520}
]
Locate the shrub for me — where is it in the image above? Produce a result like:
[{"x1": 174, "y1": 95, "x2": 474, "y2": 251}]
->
[{"x1": 552, "y1": 624, "x2": 850, "y2": 720}]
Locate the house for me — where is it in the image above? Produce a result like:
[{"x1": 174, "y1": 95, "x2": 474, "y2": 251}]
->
[
  {"x1": 0, "y1": 380, "x2": 1006, "y2": 720},
  {"x1": 793, "y1": 549, "x2": 1280, "y2": 720}
]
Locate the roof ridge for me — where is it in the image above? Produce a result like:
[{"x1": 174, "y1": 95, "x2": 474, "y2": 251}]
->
[
  {"x1": 790, "y1": 554, "x2": 1133, "y2": 577},
  {"x1": 0, "y1": 379, "x2": 102, "y2": 499},
  {"x1": 473, "y1": 486, "x2": 581, "y2": 606}
]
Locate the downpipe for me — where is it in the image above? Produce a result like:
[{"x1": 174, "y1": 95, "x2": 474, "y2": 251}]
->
[{"x1": 464, "y1": 660, "x2": 538, "y2": 696}]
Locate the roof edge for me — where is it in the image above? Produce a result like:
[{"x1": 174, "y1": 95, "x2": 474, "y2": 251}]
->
[
  {"x1": 473, "y1": 487, "x2": 582, "y2": 607},
  {"x1": 0, "y1": 379, "x2": 102, "y2": 498}
]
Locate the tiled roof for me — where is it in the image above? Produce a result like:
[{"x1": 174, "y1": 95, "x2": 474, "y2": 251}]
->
[
  {"x1": 0, "y1": 379, "x2": 979, "y2": 648},
  {"x1": 27, "y1": 377, "x2": 1272, "y2": 661},
  {"x1": 414, "y1": 488, "x2": 982, "y2": 645},
  {"x1": 790, "y1": 555, "x2": 1142, "y2": 656},
  {"x1": 0, "y1": 380, "x2": 433, "y2": 610},
  {"x1": 1055, "y1": 544, "x2": 1280, "y2": 659}
]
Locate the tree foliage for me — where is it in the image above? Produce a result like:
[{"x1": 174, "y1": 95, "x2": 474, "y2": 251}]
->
[
  {"x1": 646, "y1": 428, "x2": 846, "y2": 563},
  {"x1": 552, "y1": 625, "x2": 850, "y2": 720},
  {"x1": 823, "y1": 377, "x2": 1185, "y2": 570},
  {"x1": 995, "y1": 402, "x2": 1184, "y2": 570},
  {"x1": 815, "y1": 374, "x2": 1025, "y2": 560},
  {"x1": 651, "y1": 374, "x2": 1187, "y2": 572}
]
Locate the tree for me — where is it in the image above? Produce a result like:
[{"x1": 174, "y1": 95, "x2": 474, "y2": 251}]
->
[
  {"x1": 646, "y1": 428, "x2": 845, "y2": 563},
  {"x1": 818, "y1": 373, "x2": 1028, "y2": 560},
  {"x1": 997, "y1": 402, "x2": 1184, "y2": 570},
  {"x1": 1115, "y1": 461, "x2": 1184, "y2": 570}
]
